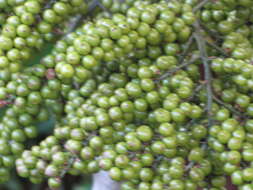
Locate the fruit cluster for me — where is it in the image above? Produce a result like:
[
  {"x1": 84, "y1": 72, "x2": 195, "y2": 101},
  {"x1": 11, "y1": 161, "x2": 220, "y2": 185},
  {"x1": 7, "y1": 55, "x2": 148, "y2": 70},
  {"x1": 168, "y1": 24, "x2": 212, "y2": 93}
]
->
[{"x1": 1, "y1": 0, "x2": 253, "y2": 189}]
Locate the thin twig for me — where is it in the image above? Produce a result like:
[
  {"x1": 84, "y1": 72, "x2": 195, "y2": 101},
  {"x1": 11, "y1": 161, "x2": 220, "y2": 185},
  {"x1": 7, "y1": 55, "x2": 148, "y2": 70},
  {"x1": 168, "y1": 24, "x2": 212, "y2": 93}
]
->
[
  {"x1": 185, "y1": 118, "x2": 200, "y2": 129},
  {"x1": 156, "y1": 55, "x2": 200, "y2": 82},
  {"x1": 185, "y1": 107, "x2": 207, "y2": 130},
  {"x1": 185, "y1": 2, "x2": 215, "y2": 171},
  {"x1": 156, "y1": 35, "x2": 195, "y2": 82},
  {"x1": 185, "y1": 162, "x2": 195, "y2": 171},
  {"x1": 87, "y1": 0, "x2": 99, "y2": 13},
  {"x1": 60, "y1": 157, "x2": 75, "y2": 178},
  {"x1": 156, "y1": 12, "x2": 211, "y2": 82},
  {"x1": 65, "y1": 0, "x2": 103, "y2": 35},
  {"x1": 201, "y1": 143, "x2": 208, "y2": 150},
  {"x1": 44, "y1": 0, "x2": 56, "y2": 10},
  {"x1": 97, "y1": 2, "x2": 112, "y2": 16},
  {"x1": 206, "y1": 41, "x2": 229, "y2": 57},
  {"x1": 66, "y1": 0, "x2": 105, "y2": 34},
  {"x1": 213, "y1": 96, "x2": 245, "y2": 118},
  {"x1": 194, "y1": 21, "x2": 213, "y2": 128},
  {"x1": 88, "y1": 0, "x2": 112, "y2": 16},
  {"x1": 67, "y1": 15, "x2": 83, "y2": 34},
  {"x1": 193, "y1": 0, "x2": 210, "y2": 12},
  {"x1": 178, "y1": 35, "x2": 194, "y2": 63},
  {"x1": 199, "y1": 22, "x2": 224, "y2": 41},
  {"x1": 186, "y1": 84, "x2": 204, "y2": 101}
]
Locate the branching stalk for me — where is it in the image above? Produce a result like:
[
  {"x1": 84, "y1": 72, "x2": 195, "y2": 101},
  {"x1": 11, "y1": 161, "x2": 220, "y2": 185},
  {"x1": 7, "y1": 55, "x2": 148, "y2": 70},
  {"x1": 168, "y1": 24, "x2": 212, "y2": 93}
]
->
[
  {"x1": 194, "y1": 21, "x2": 213, "y2": 128},
  {"x1": 186, "y1": 19, "x2": 215, "y2": 171}
]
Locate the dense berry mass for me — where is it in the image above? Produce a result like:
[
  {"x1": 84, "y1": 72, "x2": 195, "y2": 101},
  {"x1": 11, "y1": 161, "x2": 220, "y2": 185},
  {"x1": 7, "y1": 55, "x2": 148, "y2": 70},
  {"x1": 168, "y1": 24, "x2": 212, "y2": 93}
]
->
[{"x1": 0, "y1": 0, "x2": 253, "y2": 189}]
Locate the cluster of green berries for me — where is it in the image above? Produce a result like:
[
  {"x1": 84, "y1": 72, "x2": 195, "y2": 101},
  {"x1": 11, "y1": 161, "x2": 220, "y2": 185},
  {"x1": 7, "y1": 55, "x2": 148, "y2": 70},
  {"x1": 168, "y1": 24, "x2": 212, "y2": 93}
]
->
[{"x1": 0, "y1": 0, "x2": 253, "y2": 189}]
